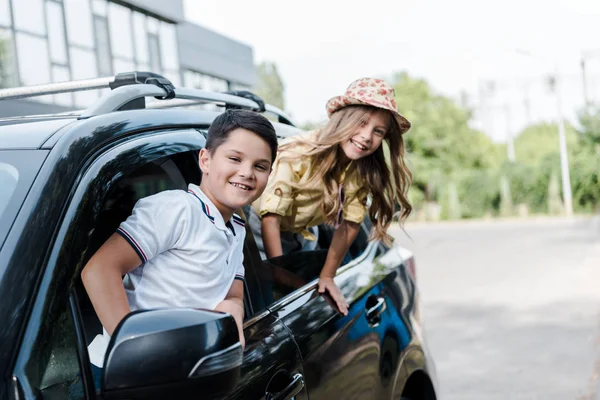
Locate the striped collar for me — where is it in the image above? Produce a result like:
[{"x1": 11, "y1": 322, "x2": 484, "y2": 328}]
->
[{"x1": 187, "y1": 184, "x2": 245, "y2": 234}]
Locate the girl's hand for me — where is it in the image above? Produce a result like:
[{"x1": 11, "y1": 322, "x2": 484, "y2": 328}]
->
[{"x1": 318, "y1": 277, "x2": 349, "y2": 316}]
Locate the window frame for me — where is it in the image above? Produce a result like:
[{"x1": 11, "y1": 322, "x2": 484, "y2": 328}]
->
[{"x1": 241, "y1": 217, "x2": 378, "y2": 317}]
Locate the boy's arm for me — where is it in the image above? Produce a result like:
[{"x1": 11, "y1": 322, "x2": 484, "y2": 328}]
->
[
  {"x1": 261, "y1": 213, "x2": 283, "y2": 259},
  {"x1": 81, "y1": 233, "x2": 142, "y2": 335},
  {"x1": 318, "y1": 220, "x2": 361, "y2": 316},
  {"x1": 214, "y1": 279, "x2": 245, "y2": 348}
]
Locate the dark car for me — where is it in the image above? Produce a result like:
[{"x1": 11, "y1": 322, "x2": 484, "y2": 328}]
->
[{"x1": 0, "y1": 72, "x2": 437, "y2": 400}]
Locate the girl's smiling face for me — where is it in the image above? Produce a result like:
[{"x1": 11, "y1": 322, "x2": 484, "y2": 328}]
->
[{"x1": 340, "y1": 109, "x2": 390, "y2": 161}]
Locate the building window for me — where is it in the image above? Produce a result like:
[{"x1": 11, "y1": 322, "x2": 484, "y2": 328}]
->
[
  {"x1": 148, "y1": 33, "x2": 161, "y2": 73},
  {"x1": 207, "y1": 75, "x2": 228, "y2": 92},
  {"x1": 93, "y1": 14, "x2": 112, "y2": 76},
  {"x1": 113, "y1": 59, "x2": 135, "y2": 75},
  {"x1": 70, "y1": 47, "x2": 97, "y2": 107},
  {"x1": 108, "y1": 2, "x2": 133, "y2": 60},
  {"x1": 91, "y1": 0, "x2": 107, "y2": 17},
  {"x1": 46, "y1": 1, "x2": 68, "y2": 65},
  {"x1": 15, "y1": 32, "x2": 50, "y2": 87},
  {"x1": 0, "y1": 0, "x2": 11, "y2": 27},
  {"x1": 0, "y1": 29, "x2": 17, "y2": 88},
  {"x1": 64, "y1": 0, "x2": 94, "y2": 48},
  {"x1": 132, "y1": 12, "x2": 148, "y2": 67},
  {"x1": 159, "y1": 22, "x2": 178, "y2": 71},
  {"x1": 183, "y1": 70, "x2": 228, "y2": 92},
  {"x1": 13, "y1": 0, "x2": 46, "y2": 35},
  {"x1": 4, "y1": 0, "x2": 185, "y2": 107},
  {"x1": 229, "y1": 82, "x2": 251, "y2": 91}
]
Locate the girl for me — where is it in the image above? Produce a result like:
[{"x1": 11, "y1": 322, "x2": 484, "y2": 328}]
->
[{"x1": 251, "y1": 77, "x2": 412, "y2": 315}]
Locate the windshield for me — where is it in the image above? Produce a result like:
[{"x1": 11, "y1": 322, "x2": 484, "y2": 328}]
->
[
  {"x1": 0, "y1": 163, "x2": 19, "y2": 219},
  {"x1": 0, "y1": 150, "x2": 48, "y2": 249}
]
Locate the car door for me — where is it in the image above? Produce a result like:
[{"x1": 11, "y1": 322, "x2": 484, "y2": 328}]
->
[
  {"x1": 8, "y1": 127, "x2": 307, "y2": 400},
  {"x1": 247, "y1": 221, "x2": 414, "y2": 400},
  {"x1": 229, "y1": 211, "x2": 308, "y2": 400}
]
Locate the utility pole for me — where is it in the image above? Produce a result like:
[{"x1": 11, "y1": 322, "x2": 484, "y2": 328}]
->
[
  {"x1": 549, "y1": 76, "x2": 573, "y2": 216},
  {"x1": 504, "y1": 104, "x2": 515, "y2": 162},
  {"x1": 581, "y1": 49, "x2": 600, "y2": 114},
  {"x1": 516, "y1": 49, "x2": 573, "y2": 216},
  {"x1": 581, "y1": 58, "x2": 590, "y2": 111}
]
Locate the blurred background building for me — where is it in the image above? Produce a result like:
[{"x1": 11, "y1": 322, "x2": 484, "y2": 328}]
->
[{"x1": 0, "y1": 0, "x2": 255, "y2": 117}]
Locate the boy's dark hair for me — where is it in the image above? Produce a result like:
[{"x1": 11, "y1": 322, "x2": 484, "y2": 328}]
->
[{"x1": 206, "y1": 109, "x2": 278, "y2": 162}]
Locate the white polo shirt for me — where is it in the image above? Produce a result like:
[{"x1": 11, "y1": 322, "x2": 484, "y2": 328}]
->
[{"x1": 88, "y1": 184, "x2": 246, "y2": 367}]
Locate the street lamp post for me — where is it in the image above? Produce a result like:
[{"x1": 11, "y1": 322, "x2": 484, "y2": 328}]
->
[{"x1": 516, "y1": 49, "x2": 573, "y2": 216}]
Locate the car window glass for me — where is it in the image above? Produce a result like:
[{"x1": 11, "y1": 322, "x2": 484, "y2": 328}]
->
[
  {"x1": 0, "y1": 162, "x2": 18, "y2": 219},
  {"x1": 246, "y1": 218, "x2": 373, "y2": 310},
  {"x1": 27, "y1": 305, "x2": 85, "y2": 400},
  {"x1": 0, "y1": 150, "x2": 47, "y2": 250}
]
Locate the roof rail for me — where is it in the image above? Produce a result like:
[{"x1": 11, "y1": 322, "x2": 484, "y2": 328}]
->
[
  {"x1": 145, "y1": 98, "x2": 295, "y2": 126},
  {"x1": 0, "y1": 71, "x2": 295, "y2": 126}
]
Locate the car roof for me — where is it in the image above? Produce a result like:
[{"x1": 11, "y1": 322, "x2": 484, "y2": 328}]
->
[
  {"x1": 0, "y1": 108, "x2": 307, "y2": 151},
  {"x1": 0, "y1": 117, "x2": 77, "y2": 150}
]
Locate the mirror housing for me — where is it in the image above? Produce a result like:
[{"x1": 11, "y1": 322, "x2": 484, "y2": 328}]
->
[{"x1": 101, "y1": 308, "x2": 242, "y2": 400}]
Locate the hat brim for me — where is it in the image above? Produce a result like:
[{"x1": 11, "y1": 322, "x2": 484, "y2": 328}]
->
[{"x1": 326, "y1": 95, "x2": 411, "y2": 134}]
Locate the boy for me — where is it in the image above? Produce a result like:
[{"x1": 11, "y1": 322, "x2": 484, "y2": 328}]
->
[{"x1": 82, "y1": 109, "x2": 278, "y2": 372}]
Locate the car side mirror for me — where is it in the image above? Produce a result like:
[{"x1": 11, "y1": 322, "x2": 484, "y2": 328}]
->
[{"x1": 101, "y1": 308, "x2": 242, "y2": 400}]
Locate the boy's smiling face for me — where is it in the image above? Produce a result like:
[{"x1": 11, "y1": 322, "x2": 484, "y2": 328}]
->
[{"x1": 199, "y1": 128, "x2": 272, "y2": 220}]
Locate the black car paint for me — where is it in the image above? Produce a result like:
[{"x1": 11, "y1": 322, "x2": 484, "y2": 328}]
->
[{"x1": 0, "y1": 109, "x2": 436, "y2": 400}]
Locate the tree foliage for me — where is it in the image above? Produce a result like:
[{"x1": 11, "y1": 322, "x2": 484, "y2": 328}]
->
[
  {"x1": 390, "y1": 72, "x2": 503, "y2": 202},
  {"x1": 513, "y1": 122, "x2": 579, "y2": 166},
  {"x1": 384, "y1": 72, "x2": 600, "y2": 219},
  {"x1": 253, "y1": 62, "x2": 285, "y2": 110}
]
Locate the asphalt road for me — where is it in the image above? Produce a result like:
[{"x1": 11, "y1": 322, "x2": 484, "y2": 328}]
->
[{"x1": 390, "y1": 216, "x2": 600, "y2": 400}]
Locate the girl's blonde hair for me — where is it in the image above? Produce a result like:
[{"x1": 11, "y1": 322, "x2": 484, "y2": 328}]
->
[{"x1": 280, "y1": 105, "x2": 412, "y2": 244}]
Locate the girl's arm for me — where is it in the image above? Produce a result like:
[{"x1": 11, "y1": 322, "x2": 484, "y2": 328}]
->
[
  {"x1": 261, "y1": 213, "x2": 284, "y2": 259},
  {"x1": 318, "y1": 220, "x2": 360, "y2": 316},
  {"x1": 81, "y1": 233, "x2": 142, "y2": 335}
]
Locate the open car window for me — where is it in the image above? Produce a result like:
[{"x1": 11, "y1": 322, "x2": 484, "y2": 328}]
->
[{"x1": 245, "y1": 218, "x2": 373, "y2": 311}]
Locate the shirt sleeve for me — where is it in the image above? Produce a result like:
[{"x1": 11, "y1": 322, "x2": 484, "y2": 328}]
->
[
  {"x1": 117, "y1": 190, "x2": 190, "y2": 264},
  {"x1": 342, "y1": 187, "x2": 368, "y2": 224},
  {"x1": 257, "y1": 157, "x2": 297, "y2": 217}
]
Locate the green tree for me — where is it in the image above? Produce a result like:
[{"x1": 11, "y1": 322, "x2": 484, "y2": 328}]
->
[
  {"x1": 547, "y1": 171, "x2": 563, "y2": 215},
  {"x1": 513, "y1": 122, "x2": 580, "y2": 167},
  {"x1": 253, "y1": 62, "x2": 285, "y2": 110},
  {"x1": 578, "y1": 106, "x2": 600, "y2": 153},
  {"x1": 0, "y1": 36, "x2": 9, "y2": 88},
  {"x1": 390, "y1": 72, "x2": 503, "y2": 202}
]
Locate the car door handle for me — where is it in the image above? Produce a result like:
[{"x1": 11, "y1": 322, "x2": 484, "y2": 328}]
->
[
  {"x1": 266, "y1": 373, "x2": 305, "y2": 400},
  {"x1": 366, "y1": 296, "x2": 386, "y2": 323}
]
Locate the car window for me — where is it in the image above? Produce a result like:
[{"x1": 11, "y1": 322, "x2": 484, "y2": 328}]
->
[
  {"x1": 0, "y1": 162, "x2": 18, "y2": 217},
  {"x1": 15, "y1": 145, "x2": 201, "y2": 399},
  {"x1": 0, "y1": 150, "x2": 48, "y2": 249},
  {"x1": 246, "y1": 218, "x2": 373, "y2": 311},
  {"x1": 78, "y1": 152, "x2": 196, "y2": 347},
  {"x1": 25, "y1": 304, "x2": 85, "y2": 399}
]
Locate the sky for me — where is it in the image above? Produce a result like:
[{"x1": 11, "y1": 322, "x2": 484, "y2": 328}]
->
[{"x1": 184, "y1": 0, "x2": 600, "y2": 142}]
